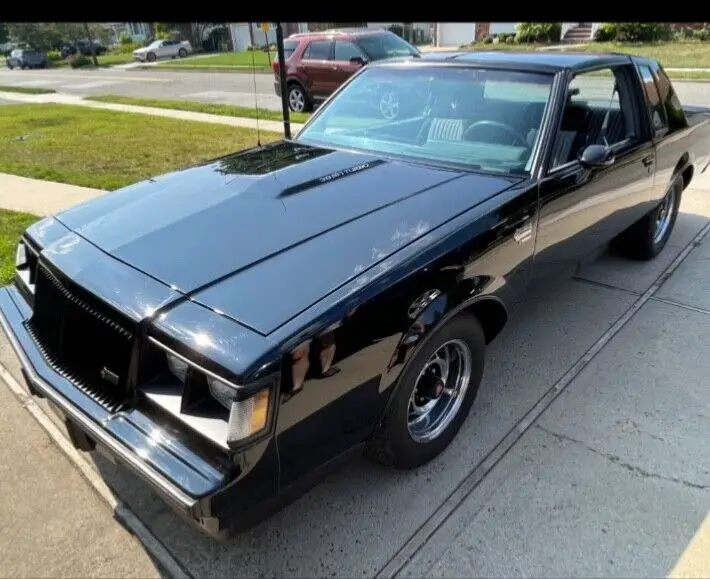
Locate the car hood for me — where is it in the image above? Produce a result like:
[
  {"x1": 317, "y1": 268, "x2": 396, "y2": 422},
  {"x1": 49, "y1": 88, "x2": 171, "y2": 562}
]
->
[
  {"x1": 55, "y1": 141, "x2": 517, "y2": 335},
  {"x1": 133, "y1": 48, "x2": 148, "y2": 54}
]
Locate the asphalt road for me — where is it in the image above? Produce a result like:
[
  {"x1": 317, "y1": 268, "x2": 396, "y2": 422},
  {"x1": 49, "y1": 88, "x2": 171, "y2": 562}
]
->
[
  {"x1": 0, "y1": 67, "x2": 283, "y2": 111},
  {"x1": 3, "y1": 66, "x2": 710, "y2": 114}
]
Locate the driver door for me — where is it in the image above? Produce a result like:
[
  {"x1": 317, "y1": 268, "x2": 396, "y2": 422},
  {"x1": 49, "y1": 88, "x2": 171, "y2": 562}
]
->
[{"x1": 533, "y1": 64, "x2": 655, "y2": 277}]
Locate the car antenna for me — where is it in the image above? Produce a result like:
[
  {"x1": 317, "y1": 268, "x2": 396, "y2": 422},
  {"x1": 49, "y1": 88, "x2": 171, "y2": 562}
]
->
[
  {"x1": 275, "y1": 23, "x2": 292, "y2": 140},
  {"x1": 250, "y1": 45, "x2": 262, "y2": 147}
]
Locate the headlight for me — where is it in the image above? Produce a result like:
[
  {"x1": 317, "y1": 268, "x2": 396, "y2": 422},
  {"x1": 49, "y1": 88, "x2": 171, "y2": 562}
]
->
[
  {"x1": 166, "y1": 353, "x2": 188, "y2": 382},
  {"x1": 156, "y1": 339, "x2": 272, "y2": 445},
  {"x1": 16, "y1": 242, "x2": 27, "y2": 268},
  {"x1": 208, "y1": 377, "x2": 270, "y2": 442}
]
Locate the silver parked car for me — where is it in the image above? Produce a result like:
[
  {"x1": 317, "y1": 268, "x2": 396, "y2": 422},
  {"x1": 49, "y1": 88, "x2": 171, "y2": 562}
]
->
[
  {"x1": 6, "y1": 48, "x2": 48, "y2": 69},
  {"x1": 132, "y1": 39, "x2": 193, "y2": 63}
]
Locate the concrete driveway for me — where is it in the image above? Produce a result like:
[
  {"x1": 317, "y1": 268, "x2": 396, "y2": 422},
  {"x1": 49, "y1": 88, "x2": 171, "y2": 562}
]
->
[{"x1": 1, "y1": 169, "x2": 709, "y2": 578}]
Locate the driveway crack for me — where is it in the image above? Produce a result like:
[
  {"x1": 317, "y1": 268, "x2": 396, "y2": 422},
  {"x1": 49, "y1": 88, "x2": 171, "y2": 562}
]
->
[{"x1": 535, "y1": 425, "x2": 709, "y2": 491}]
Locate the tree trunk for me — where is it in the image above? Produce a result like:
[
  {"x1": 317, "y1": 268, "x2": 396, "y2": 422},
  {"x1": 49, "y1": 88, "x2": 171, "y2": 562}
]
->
[
  {"x1": 248, "y1": 22, "x2": 255, "y2": 47},
  {"x1": 84, "y1": 22, "x2": 99, "y2": 67}
]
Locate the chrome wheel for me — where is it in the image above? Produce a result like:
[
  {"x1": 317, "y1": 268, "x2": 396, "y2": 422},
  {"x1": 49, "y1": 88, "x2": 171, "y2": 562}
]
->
[
  {"x1": 407, "y1": 339, "x2": 472, "y2": 443},
  {"x1": 379, "y1": 91, "x2": 400, "y2": 120},
  {"x1": 288, "y1": 86, "x2": 306, "y2": 113},
  {"x1": 653, "y1": 186, "x2": 676, "y2": 244}
]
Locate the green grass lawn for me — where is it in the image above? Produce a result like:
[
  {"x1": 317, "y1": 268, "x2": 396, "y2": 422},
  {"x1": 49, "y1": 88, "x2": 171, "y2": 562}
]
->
[
  {"x1": 0, "y1": 209, "x2": 39, "y2": 285},
  {"x1": 0, "y1": 85, "x2": 56, "y2": 94},
  {"x1": 97, "y1": 52, "x2": 136, "y2": 66},
  {"x1": 463, "y1": 41, "x2": 710, "y2": 69},
  {"x1": 86, "y1": 95, "x2": 310, "y2": 124},
  {"x1": 158, "y1": 50, "x2": 275, "y2": 69},
  {"x1": 0, "y1": 104, "x2": 280, "y2": 190}
]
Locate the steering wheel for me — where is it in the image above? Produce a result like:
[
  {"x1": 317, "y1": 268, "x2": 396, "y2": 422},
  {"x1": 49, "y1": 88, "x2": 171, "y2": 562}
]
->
[{"x1": 462, "y1": 120, "x2": 530, "y2": 149}]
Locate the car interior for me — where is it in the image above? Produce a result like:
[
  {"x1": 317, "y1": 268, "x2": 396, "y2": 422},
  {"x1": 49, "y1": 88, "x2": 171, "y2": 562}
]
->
[{"x1": 303, "y1": 67, "x2": 637, "y2": 175}]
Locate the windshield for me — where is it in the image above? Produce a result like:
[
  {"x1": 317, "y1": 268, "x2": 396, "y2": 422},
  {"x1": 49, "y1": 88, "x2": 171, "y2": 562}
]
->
[
  {"x1": 357, "y1": 33, "x2": 420, "y2": 60},
  {"x1": 297, "y1": 65, "x2": 554, "y2": 176},
  {"x1": 148, "y1": 41, "x2": 162, "y2": 48}
]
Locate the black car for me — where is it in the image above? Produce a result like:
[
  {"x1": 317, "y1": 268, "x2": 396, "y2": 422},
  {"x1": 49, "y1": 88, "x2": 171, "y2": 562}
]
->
[
  {"x1": 1, "y1": 51, "x2": 710, "y2": 539},
  {"x1": 6, "y1": 48, "x2": 47, "y2": 69}
]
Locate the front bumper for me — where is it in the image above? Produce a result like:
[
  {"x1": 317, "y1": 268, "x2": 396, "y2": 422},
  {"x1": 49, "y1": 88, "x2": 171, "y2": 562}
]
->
[{"x1": 0, "y1": 284, "x2": 232, "y2": 536}]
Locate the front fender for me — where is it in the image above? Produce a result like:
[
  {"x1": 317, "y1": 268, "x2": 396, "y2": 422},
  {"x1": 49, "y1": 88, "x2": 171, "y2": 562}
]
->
[{"x1": 375, "y1": 274, "x2": 506, "y2": 415}]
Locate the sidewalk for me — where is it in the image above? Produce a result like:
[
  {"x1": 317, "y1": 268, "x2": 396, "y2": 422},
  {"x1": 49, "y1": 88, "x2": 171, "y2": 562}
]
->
[
  {"x1": 0, "y1": 345, "x2": 163, "y2": 578},
  {"x1": 0, "y1": 172, "x2": 104, "y2": 216},
  {"x1": 0, "y1": 90, "x2": 304, "y2": 134}
]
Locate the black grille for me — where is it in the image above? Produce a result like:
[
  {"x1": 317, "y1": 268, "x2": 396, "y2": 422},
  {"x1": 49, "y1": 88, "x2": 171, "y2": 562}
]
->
[{"x1": 27, "y1": 263, "x2": 136, "y2": 412}]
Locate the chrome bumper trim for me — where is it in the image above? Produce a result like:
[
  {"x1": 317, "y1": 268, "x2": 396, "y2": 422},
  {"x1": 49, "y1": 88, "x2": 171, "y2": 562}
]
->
[{"x1": 0, "y1": 286, "x2": 228, "y2": 514}]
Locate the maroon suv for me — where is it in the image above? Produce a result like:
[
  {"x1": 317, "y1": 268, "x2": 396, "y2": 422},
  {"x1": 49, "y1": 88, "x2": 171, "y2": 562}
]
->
[{"x1": 272, "y1": 28, "x2": 420, "y2": 113}]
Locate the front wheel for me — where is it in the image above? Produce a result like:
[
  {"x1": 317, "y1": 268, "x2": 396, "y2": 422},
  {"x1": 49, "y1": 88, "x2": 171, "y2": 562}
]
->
[
  {"x1": 614, "y1": 176, "x2": 682, "y2": 261},
  {"x1": 366, "y1": 312, "x2": 486, "y2": 469},
  {"x1": 146, "y1": 52, "x2": 157, "y2": 63}
]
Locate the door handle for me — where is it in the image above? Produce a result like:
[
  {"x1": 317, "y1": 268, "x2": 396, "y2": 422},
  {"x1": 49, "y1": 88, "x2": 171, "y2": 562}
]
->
[{"x1": 642, "y1": 155, "x2": 654, "y2": 167}]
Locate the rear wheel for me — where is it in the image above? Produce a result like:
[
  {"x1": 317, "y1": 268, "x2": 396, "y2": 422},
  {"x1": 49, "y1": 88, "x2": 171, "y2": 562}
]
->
[
  {"x1": 614, "y1": 176, "x2": 682, "y2": 261},
  {"x1": 366, "y1": 312, "x2": 486, "y2": 469},
  {"x1": 287, "y1": 82, "x2": 311, "y2": 113},
  {"x1": 178, "y1": 48, "x2": 187, "y2": 58}
]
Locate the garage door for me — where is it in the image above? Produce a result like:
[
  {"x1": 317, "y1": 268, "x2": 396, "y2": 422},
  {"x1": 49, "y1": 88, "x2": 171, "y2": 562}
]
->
[{"x1": 438, "y1": 23, "x2": 476, "y2": 47}]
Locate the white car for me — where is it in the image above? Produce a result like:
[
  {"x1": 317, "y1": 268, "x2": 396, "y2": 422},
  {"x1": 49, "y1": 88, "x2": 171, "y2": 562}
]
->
[{"x1": 133, "y1": 40, "x2": 193, "y2": 63}]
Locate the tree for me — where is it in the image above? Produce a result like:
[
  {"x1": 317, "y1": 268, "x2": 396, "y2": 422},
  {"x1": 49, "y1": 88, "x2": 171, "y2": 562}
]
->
[
  {"x1": 84, "y1": 22, "x2": 98, "y2": 66},
  {"x1": 0, "y1": 23, "x2": 8, "y2": 44},
  {"x1": 155, "y1": 22, "x2": 223, "y2": 52}
]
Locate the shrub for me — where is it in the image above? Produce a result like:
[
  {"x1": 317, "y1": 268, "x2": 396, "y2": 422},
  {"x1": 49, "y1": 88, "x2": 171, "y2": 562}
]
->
[
  {"x1": 515, "y1": 22, "x2": 562, "y2": 43},
  {"x1": 120, "y1": 33, "x2": 134, "y2": 45},
  {"x1": 594, "y1": 22, "x2": 618, "y2": 41},
  {"x1": 110, "y1": 42, "x2": 142, "y2": 54},
  {"x1": 497, "y1": 32, "x2": 515, "y2": 42},
  {"x1": 46, "y1": 50, "x2": 62, "y2": 62},
  {"x1": 481, "y1": 35, "x2": 493, "y2": 44},
  {"x1": 615, "y1": 22, "x2": 671, "y2": 42},
  {"x1": 67, "y1": 53, "x2": 92, "y2": 68}
]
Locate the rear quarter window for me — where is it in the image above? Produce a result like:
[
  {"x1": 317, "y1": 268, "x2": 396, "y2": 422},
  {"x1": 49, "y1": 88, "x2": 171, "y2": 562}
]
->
[
  {"x1": 650, "y1": 62, "x2": 688, "y2": 132},
  {"x1": 283, "y1": 40, "x2": 299, "y2": 59}
]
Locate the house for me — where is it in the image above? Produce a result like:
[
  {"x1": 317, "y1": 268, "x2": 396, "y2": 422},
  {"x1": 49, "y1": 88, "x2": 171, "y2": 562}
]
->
[
  {"x1": 229, "y1": 23, "x2": 309, "y2": 52},
  {"x1": 366, "y1": 23, "x2": 434, "y2": 44},
  {"x1": 104, "y1": 22, "x2": 151, "y2": 45},
  {"x1": 434, "y1": 23, "x2": 600, "y2": 47}
]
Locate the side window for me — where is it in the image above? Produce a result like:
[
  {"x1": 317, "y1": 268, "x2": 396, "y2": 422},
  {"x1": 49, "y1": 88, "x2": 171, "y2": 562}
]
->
[
  {"x1": 650, "y1": 63, "x2": 688, "y2": 132},
  {"x1": 550, "y1": 67, "x2": 635, "y2": 170},
  {"x1": 334, "y1": 40, "x2": 363, "y2": 62},
  {"x1": 637, "y1": 64, "x2": 668, "y2": 134},
  {"x1": 303, "y1": 40, "x2": 332, "y2": 61},
  {"x1": 283, "y1": 40, "x2": 299, "y2": 59}
]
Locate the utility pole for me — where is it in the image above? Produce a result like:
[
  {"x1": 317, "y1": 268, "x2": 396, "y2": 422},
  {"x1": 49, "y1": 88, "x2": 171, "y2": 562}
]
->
[{"x1": 275, "y1": 23, "x2": 291, "y2": 140}]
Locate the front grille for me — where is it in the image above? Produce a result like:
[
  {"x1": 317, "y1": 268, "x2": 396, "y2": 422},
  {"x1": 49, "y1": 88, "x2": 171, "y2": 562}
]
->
[{"x1": 27, "y1": 263, "x2": 136, "y2": 412}]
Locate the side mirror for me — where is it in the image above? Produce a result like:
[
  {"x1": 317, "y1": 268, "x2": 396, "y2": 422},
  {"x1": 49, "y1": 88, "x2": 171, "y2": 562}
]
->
[
  {"x1": 349, "y1": 56, "x2": 367, "y2": 66},
  {"x1": 579, "y1": 144, "x2": 615, "y2": 169}
]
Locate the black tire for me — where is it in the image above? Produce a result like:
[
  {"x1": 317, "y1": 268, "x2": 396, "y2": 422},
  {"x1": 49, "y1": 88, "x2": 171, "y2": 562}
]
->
[
  {"x1": 146, "y1": 52, "x2": 157, "y2": 63},
  {"x1": 178, "y1": 48, "x2": 187, "y2": 58},
  {"x1": 287, "y1": 82, "x2": 311, "y2": 113},
  {"x1": 21, "y1": 64, "x2": 27, "y2": 70},
  {"x1": 614, "y1": 175, "x2": 683, "y2": 261},
  {"x1": 366, "y1": 312, "x2": 486, "y2": 469}
]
